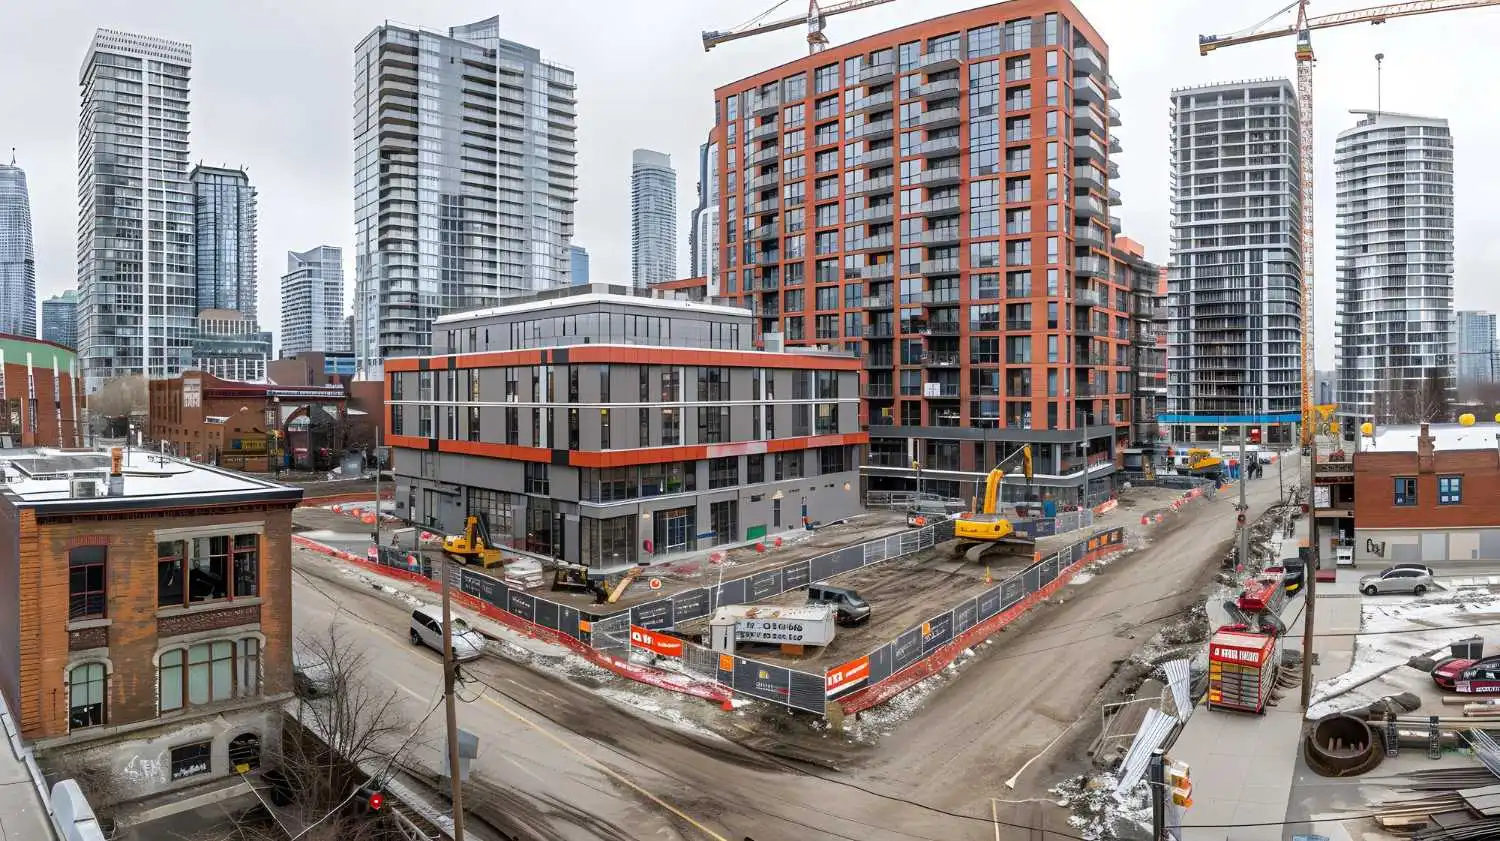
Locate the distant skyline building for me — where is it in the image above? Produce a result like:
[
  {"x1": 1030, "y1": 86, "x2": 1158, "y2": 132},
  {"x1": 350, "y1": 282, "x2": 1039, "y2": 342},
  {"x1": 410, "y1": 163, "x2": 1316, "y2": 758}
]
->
[
  {"x1": 1457, "y1": 310, "x2": 1497, "y2": 387},
  {"x1": 1334, "y1": 110, "x2": 1455, "y2": 421},
  {"x1": 631, "y1": 148, "x2": 676, "y2": 288},
  {"x1": 191, "y1": 165, "x2": 258, "y2": 322},
  {"x1": 569, "y1": 245, "x2": 590, "y2": 285},
  {"x1": 192, "y1": 309, "x2": 271, "y2": 382},
  {"x1": 688, "y1": 139, "x2": 720, "y2": 289},
  {"x1": 352, "y1": 16, "x2": 578, "y2": 376},
  {"x1": 41, "y1": 291, "x2": 79, "y2": 349},
  {"x1": 1166, "y1": 80, "x2": 1304, "y2": 445},
  {"x1": 78, "y1": 28, "x2": 196, "y2": 391},
  {"x1": 280, "y1": 246, "x2": 349, "y2": 358},
  {"x1": 0, "y1": 155, "x2": 37, "y2": 338}
]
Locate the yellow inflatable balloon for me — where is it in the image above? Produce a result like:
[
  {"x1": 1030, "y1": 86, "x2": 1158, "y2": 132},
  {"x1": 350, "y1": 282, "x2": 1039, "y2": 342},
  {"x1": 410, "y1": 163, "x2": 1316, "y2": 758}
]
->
[
  {"x1": 1495, "y1": 413, "x2": 1500, "y2": 424},
  {"x1": 1460, "y1": 413, "x2": 1476, "y2": 427},
  {"x1": 1360, "y1": 421, "x2": 1374, "y2": 436}
]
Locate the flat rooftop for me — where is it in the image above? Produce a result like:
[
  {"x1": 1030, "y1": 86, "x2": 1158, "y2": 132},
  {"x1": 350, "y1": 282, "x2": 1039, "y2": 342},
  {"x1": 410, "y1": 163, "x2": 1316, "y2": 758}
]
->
[
  {"x1": 1368, "y1": 423, "x2": 1500, "y2": 453},
  {"x1": 0, "y1": 448, "x2": 303, "y2": 510}
]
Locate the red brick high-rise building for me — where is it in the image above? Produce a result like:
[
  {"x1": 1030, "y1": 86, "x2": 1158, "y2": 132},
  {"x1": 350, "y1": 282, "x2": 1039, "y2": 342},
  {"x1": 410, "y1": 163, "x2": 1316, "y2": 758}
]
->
[{"x1": 710, "y1": 0, "x2": 1146, "y2": 503}]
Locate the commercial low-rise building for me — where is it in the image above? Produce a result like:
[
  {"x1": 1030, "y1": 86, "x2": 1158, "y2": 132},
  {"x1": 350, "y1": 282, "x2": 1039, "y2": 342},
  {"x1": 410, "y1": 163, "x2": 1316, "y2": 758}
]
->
[
  {"x1": 148, "y1": 371, "x2": 347, "y2": 471},
  {"x1": 386, "y1": 285, "x2": 868, "y2": 571},
  {"x1": 1353, "y1": 422, "x2": 1500, "y2": 566},
  {"x1": 0, "y1": 447, "x2": 300, "y2": 817}
]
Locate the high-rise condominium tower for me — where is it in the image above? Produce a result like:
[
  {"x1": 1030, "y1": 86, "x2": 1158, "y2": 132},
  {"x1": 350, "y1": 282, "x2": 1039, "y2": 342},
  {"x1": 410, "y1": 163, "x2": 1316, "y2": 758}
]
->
[
  {"x1": 42, "y1": 291, "x2": 79, "y2": 349},
  {"x1": 281, "y1": 246, "x2": 350, "y2": 357},
  {"x1": 1166, "y1": 80, "x2": 1303, "y2": 445},
  {"x1": 0, "y1": 155, "x2": 37, "y2": 338},
  {"x1": 631, "y1": 149, "x2": 677, "y2": 287},
  {"x1": 1457, "y1": 310, "x2": 1496, "y2": 388},
  {"x1": 1335, "y1": 111, "x2": 1455, "y2": 421},
  {"x1": 351, "y1": 16, "x2": 577, "y2": 376},
  {"x1": 192, "y1": 165, "x2": 258, "y2": 321},
  {"x1": 689, "y1": 139, "x2": 721, "y2": 288},
  {"x1": 77, "y1": 28, "x2": 195, "y2": 391}
]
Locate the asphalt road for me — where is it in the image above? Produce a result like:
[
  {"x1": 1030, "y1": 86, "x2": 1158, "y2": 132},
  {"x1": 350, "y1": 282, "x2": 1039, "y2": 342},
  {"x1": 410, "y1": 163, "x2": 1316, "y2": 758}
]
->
[{"x1": 292, "y1": 554, "x2": 999, "y2": 841}]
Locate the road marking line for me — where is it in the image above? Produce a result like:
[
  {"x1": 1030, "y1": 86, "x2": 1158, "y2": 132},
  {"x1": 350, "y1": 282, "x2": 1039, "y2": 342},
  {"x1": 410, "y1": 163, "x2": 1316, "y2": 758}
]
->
[{"x1": 476, "y1": 692, "x2": 728, "y2": 841}]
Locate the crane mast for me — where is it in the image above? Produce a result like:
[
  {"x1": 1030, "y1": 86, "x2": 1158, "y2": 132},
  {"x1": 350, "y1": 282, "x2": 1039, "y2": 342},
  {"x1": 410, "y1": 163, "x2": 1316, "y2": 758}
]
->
[{"x1": 1199, "y1": 0, "x2": 1500, "y2": 448}]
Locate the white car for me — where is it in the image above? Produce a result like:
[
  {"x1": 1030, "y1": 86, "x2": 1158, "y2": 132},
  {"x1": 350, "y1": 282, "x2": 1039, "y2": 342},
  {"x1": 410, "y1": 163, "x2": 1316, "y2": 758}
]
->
[{"x1": 409, "y1": 606, "x2": 485, "y2": 661}]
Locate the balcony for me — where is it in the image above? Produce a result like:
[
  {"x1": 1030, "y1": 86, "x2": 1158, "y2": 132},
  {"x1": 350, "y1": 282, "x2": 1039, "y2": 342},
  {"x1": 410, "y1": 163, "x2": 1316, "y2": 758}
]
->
[
  {"x1": 921, "y1": 352, "x2": 961, "y2": 367},
  {"x1": 1076, "y1": 350, "x2": 1110, "y2": 366},
  {"x1": 850, "y1": 119, "x2": 895, "y2": 141},
  {"x1": 915, "y1": 136, "x2": 962, "y2": 157},
  {"x1": 1073, "y1": 136, "x2": 1106, "y2": 162},
  {"x1": 746, "y1": 145, "x2": 780, "y2": 166},
  {"x1": 911, "y1": 79, "x2": 961, "y2": 100},
  {"x1": 914, "y1": 195, "x2": 961, "y2": 216},
  {"x1": 1073, "y1": 104, "x2": 1103, "y2": 134},
  {"x1": 915, "y1": 50, "x2": 961, "y2": 73},
  {"x1": 912, "y1": 166, "x2": 962, "y2": 187},
  {"x1": 1150, "y1": 305, "x2": 1169, "y2": 321},
  {"x1": 1108, "y1": 105, "x2": 1122, "y2": 127},
  {"x1": 748, "y1": 224, "x2": 778, "y2": 241},
  {"x1": 747, "y1": 121, "x2": 779, "y2": 142},
  {"x1": 1109, "y1": 134, "x2": 1123, "y2": 154},
  {"x1": 1075, "y1": 256, "x2": 1109, "y2": 277},
  {"x1": 924, "y1": 383, "x2": 962, "y2": 398},
  {"x1": 853, "y1": 147, "x2": 893, "y2": 167},
  {"x1": 1107, "y1": 187, "x2": 1122, "y2": 206},
  {"x1": 863, "y1": 383, "x2": 895, "y2": 398},
  {"x1": 746, "y1": 170, "x2": 780, "y2": 191},
  {"x1": 1074, "y1": 287, "x2": 1104, "y2": 307},
  {"x1": 919, "y1": 258, "x2": 961, "y2": 276},
  {"x1": 1074, "y1": 76, "x2": 1106, "y2": 106},
  {"x1": 922, "y1": 321, "x2": 961, "y2": 335},
  {"x1": 864, "y1": 355, "x2": 895, "y2": 370},
  {"x1": 1075, "y1": 195, "x2": 1106, "y2": 219},
  {"x1": 851, "y1": 233, "x2": 894, "y2": 252},
  {"x1": 916, "y1": 106, "x2": 962, "y2": 130},
  {"x1": 918, "y1": 227, "x2": 961, "y2": 246},
  {"x1": 1107, "y1": 75, "x2": 1121, "y2": 99},
  {"x1": 864, "y1": 293, "x2": 894, "y2": 309},
  {"x1": 926, "y1": 286, "x2": 960, "y2": 304},
  {"x1": 1108, "y1": 214, "x2": 1122, "y2": 234},
  {"x1": 848, "y1": 204, "x2": 893, "y2": 224},
  {"x1": 1004, "y1": 319, "x2": 1032, "y2": 331},
  {"x1": 1073, "y1": 163, "x2": 1103, "y2": 191},
  {"x1": 1075, "y1": 320, "x2": 1104, "y2": 337},
  {"x1": 1074, "y1": 226, "x2": 1105, "y2": 249},
  {"x1": 748, "y1": 197, "x2": 779, "y2": 215},
  {"x1": 866, "y1": 263, "x2": 896, "y2": 280},
  {"x1": 750, "y1": 93, "x2": 780, "y2": 116},
  {"x1": 848, "y1": 175, "x2": 894, "y2": 195},
  {"x1": 863, "y1": 323, "x2": 894, "y2": 338},
  {"x1": 859, "y1": 62, "x2": 895, "y2": 84},
  {"x1": 850, "y1": 91, "x2": 894, "y2": 115},
  {"x1": 1108, "y1": 161, "x2": 1121, "y2": 179},
  {"x1": 1073, "y1": 45, "x2": 1103, "y2": 76}
]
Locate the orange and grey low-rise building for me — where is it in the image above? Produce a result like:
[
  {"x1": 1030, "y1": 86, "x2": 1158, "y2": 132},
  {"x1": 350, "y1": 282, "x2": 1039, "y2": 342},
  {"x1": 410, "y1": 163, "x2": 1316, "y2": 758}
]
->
[
  {"x1": 386, "y1": 284, "x2": 867, "y2": 572},
  {"x1": 0, "y1": 446, "x2": 300, "y2": 816}
]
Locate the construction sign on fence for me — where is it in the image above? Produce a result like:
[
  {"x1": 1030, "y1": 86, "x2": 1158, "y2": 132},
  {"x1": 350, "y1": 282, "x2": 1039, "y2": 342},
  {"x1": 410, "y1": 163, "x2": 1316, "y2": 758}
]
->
[
  {"x1": 629, "y1": 625, "x2": 683, "y2": 658},
  {"x1": 825, "y1": 655, "x2": 870, "y2": 697}
]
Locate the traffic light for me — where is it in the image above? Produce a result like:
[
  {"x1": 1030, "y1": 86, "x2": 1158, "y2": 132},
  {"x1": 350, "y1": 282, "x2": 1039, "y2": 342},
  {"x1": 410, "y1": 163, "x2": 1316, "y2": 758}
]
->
[{"x1": 356, "y1": 781, "x2": 384, "y2": 813}]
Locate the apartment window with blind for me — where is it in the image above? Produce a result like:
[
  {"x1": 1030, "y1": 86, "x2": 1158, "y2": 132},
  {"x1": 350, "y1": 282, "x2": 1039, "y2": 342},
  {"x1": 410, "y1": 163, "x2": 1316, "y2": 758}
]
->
[{"x1": 68, "y1": 546, "x2": 107, "y2": 621}]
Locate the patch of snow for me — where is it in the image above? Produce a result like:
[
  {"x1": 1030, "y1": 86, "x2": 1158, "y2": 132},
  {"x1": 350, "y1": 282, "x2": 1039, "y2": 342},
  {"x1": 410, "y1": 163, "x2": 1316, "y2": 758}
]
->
[
  {"x1": 1052, "y1": 772, "x2": 1152, "y2": 841},
  {"x1": 593, "y1": 686, "x2": 723, "y2": 739}
]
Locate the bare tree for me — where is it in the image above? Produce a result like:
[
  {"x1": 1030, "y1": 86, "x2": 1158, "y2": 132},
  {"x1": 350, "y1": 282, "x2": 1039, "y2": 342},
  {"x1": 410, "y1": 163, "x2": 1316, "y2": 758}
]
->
[
  {"x1": 1375, "y1": 367, "x2": 1453, "y2": 425},
  {"x1": 185, "y1": 626, "x2": 422, "y2": 841},
  {"x1": 90, "y1": 374, "x2": 148, "y2": 437}
]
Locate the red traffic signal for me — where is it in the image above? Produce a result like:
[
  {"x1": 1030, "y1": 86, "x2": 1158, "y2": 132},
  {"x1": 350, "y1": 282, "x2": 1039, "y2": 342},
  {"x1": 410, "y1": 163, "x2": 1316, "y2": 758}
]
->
[{"x1": 367, "y1": 792, "x2": 384, "y2": 812}]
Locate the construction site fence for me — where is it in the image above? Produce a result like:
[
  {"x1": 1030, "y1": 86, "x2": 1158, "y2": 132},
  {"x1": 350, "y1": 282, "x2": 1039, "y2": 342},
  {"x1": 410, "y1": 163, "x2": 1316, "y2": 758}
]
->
[
  {"x1": 830, "y1": 526, "x2": 1128, "y2": 715},
  {"x1": 1011, "y1": 508, "x2": 1093, "y2": 539}
]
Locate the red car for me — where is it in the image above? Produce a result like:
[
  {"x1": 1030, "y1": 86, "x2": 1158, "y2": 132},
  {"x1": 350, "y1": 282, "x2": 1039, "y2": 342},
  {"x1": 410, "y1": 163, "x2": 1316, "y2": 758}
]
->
[{"x1": 1432, "y1": 656, "x2": 1500, "y2": 693}]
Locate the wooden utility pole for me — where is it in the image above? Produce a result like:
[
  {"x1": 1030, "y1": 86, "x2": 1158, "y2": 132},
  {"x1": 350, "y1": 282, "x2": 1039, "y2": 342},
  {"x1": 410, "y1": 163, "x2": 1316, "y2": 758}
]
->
[{"x1": 441, "y1": 554, "x2": 466, "y2": 839}]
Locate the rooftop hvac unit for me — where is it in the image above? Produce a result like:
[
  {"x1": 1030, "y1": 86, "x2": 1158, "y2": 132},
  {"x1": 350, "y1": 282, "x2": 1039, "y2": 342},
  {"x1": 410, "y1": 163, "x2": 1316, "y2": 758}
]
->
[{"x1": 70, "y1": 479, "x2": 97, "y2": 498}]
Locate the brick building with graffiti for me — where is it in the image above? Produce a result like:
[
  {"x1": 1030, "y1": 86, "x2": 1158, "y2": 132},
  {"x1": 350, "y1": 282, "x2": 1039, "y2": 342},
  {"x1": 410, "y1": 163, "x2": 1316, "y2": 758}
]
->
[{"x1": 147, "y1": 372, "x2": 347, "y2": 471}]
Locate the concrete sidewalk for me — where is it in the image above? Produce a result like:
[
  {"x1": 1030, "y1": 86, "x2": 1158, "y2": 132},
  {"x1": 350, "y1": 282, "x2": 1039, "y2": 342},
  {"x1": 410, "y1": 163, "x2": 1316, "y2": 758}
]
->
[{"x1": 0, "y1": 705, "x2": 59, "y2": 840}]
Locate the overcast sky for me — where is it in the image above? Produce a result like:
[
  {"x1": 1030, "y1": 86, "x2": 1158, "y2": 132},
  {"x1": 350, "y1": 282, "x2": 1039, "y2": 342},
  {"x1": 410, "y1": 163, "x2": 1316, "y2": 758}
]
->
[{"x1": 2, "y1": 0, "x2": 1496, "y2": 366}]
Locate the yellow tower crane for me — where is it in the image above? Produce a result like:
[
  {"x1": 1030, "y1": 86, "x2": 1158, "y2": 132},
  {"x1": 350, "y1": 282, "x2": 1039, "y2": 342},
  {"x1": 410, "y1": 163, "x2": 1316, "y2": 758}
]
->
[
  {"x1": 1199, "y1": 0, "x2": 1500, "y2": 448},
  {"x1": 703, "y1": 0, "x2": 901, "y2": 53}
]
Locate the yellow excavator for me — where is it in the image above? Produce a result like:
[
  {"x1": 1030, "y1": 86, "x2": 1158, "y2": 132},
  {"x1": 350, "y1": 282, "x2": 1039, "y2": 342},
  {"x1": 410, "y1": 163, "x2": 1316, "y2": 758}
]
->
[
  {"x1": 442, "y1": 514, "x2": 504, "y2": 568},
  {"x1": 1184, "y1": 448, "x2": 1226, "y2": 481},
  {"x1": 951, "y1": 445, "x2": 1037, "y2": 563}
]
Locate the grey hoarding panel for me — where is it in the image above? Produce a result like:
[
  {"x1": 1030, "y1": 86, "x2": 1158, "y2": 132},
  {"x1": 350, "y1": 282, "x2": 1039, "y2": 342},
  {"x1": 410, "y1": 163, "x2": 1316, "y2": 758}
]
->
[
  {"x1": 631, "y1": 600, "x2": 672, "y2": 630},
  {"x1": 1012, "y1": 520, "x2": 1036, "y2": 539},
  {"x1": 1000, "y1": 576, "x2": 1025, "y2": 610},
  {"x1": 747, "y1": 569, "x2": 782, "y2": 602},
  {"x1": 867, "y1": 642, "x2": 894, "y2": 685},
  {"x1": 809, "y1": 554, "x2": 836, "y2": 583},
  {"x1": 534, "y1": 598, "x2": 560, "y2": 631},
  {"x1": 1032, "y1": 518, "x2": 1057, "y2": 538},
  {"x1": 1040, "y1": 557, "x2": 1059, "y2": 588},
  {"x1": 953, "y1": 597, "x2": 977, "y2": 635},
  {"x1": 1024, "y1": 565, "x2": 1042, "y2": 595},
  {"x1": 508, "y1": 591, "x2": 536, "y2": 624},
  {"x1": 731, "y1": 658, "x2": 792, "y2": 705},
  {"x1": 558, "y1": 606, "x2": 581, "y2": 640},
  {"x1": 921, "y1": 611, "x2": 954, "y2": 654},
  {"x1": 782, "y1": 561, "x2": 811, "y2": 591},
  {"x1": 892, "y1": 626, "x2": 922, "y2": 673},
  {"x1": 671, "y1": 589, "x2": 709, "y2": 625},
  {"x1": 787, "y1": 670, "x2": 827, "y2": 714},
  {"x1": 459, "y1": 569, "x2": 507, "y2": 610},
  {"x1": 717, "y1": 577, "x2": 748, "y2": 607},
  {"x1": 935, "y1": 520, "x2": 955, "y2": 541},
  {"x1": 829, "y1": 546, "x2": 864, "y2": 577},
  {"x1": 977, "y1": 585, "x2": 1003, "y2": 621}
]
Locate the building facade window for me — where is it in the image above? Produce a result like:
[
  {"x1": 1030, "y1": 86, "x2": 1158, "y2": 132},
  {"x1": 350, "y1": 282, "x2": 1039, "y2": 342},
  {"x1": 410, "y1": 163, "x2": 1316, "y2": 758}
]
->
[
  {"x1": 709, "y1": 500, "x2": 739, "y2": 546},
  {"x1": 524, "y1": 463, "x2": 550, "y2": 496},
  {"x1": 157, "y1": 533, "x2": 260, "y2": 608},
  {"x1": 1438, "y1": 475, "x2": 1462, "y2": 505},
  {"x1": 68, "y1": 662, "x2": 107, "y2": 730},
  {"x1": 1393, "y1": 477, "x2": 1417, "y2": 506},
  {"x1": 170, "y1": 740, "x2": 213, "y2": 780},
  {"x1": 68, "y1": 546, "x2": 107, "y2": 621},
  {"x1": 709, "y1": 457, "x2": 739, "y2": 489},
  {"x1": 158, "y1": 637, "x2": 260, "y2": 713}
]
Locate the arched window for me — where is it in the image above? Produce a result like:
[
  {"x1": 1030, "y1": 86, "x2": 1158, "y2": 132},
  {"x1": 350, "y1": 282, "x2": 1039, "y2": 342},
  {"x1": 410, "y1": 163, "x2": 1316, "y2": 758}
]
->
[
  {"x1": 68, "y1": 663, "x2": 106, "y2": 730},
  {"x1": 228, "y1": 732, "x2": 261, "y2": 772}
]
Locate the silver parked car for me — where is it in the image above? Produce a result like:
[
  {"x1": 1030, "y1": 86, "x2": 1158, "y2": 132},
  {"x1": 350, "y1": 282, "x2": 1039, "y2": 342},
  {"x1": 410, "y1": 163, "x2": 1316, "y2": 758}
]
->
[{"x1": 1359, "y1": 565, "x2": 1435, "y2": 596}]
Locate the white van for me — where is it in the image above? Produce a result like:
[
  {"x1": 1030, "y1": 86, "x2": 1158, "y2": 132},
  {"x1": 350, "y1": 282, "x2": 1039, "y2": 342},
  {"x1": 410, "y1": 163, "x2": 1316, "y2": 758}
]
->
[{"x1": 409, "y1": 606, "x2": 485, "y2": 661}]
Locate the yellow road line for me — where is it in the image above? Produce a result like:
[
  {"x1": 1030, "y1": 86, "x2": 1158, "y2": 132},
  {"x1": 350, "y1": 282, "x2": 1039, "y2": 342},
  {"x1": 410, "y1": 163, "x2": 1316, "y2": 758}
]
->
[{"x1": 476, "y1": 692, "x2": 729, "y2": 841}]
